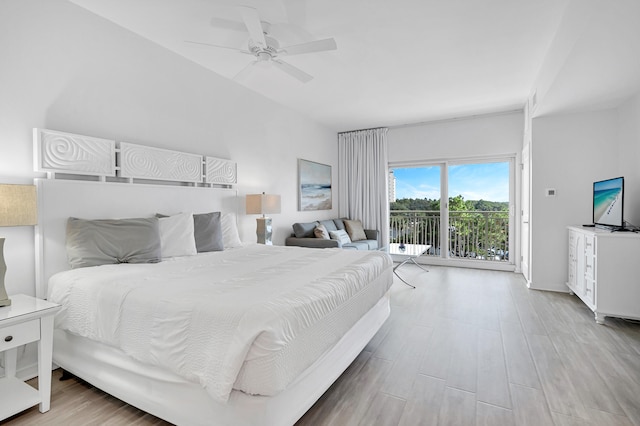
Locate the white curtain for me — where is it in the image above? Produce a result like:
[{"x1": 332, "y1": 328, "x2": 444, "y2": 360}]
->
[{"x1": 338, "y1": 128, "x2": 389, "y2": 247}]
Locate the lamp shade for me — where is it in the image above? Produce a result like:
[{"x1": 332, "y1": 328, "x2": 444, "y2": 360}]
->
[
  {"x1": 0, "y1": 184, "x2": 37, "y2": 306},
  {"x1": 246, "y1": 193, "x2": 281, "y2": 216},
  {"x1": 0, "y1": 184, "x2": 37, "y2": 226}
]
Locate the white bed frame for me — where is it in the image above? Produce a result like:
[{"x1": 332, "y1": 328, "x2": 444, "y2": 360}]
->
[
  {"x1": 53, "y1": 294, "x2": 389, "y2": 425},
  {"x1": 33, "y1": 129, "x2": 391, "y2": 425}
]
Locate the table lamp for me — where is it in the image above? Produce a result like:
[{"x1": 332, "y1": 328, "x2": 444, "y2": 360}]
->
[
  {"x1": 0, "y1": 184, "x2": 37, "y2": 306},
  {"x1": 246, "y1": 192, "x2": 281, "y2": 245}
]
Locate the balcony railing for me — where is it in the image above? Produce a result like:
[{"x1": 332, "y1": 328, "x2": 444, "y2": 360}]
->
[{"x1": 389, "y1": 210, "x2": 510, "y2": 262}]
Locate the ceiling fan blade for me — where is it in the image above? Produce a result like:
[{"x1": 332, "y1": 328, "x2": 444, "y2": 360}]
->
[
  {"x1": 238, "y1": 6, "x2": 267, "y2": 48},
  {"x1": 233, "y1": 61, "x2": 259, "y2": 82},
  {"x1": 272, "y1": 59, "x2": 313, "y2": 83},
  {"x1": 280, "y1": 38, "x2": 337, "y2": 56},
  {"x1": 184, "y1": 40, "x2": 252, "y2": 54},
  {"x1": 209, "y1": 17, "x2": 246, "y2": 32}
]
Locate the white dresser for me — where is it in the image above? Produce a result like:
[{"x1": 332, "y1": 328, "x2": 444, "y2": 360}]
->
[{"x1": 567, "y1": 226, "x2": 640, "y2": 324}]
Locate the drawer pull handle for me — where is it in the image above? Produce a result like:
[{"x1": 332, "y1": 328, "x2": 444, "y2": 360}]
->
[{"x1": 4, "y1": 335, "x2": 13, "y2": 342}]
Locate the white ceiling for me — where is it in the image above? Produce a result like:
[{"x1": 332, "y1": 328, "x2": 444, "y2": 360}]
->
[{"x1": 70, "y1": 0, "x2": 579, "y2": 131}]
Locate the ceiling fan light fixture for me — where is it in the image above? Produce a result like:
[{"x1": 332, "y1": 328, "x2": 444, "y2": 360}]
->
[{"x1": 257, "y1": 52, "x2": 272, "y2": 61}]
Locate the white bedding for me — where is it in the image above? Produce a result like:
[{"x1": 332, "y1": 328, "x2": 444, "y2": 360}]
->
[{"x1": 47, "y1": 244, "x2": 393, "y2": 403}]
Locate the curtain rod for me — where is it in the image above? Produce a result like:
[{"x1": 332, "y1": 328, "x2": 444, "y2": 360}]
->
[{"x1": 337, "y1": 127, "x2": 388, "y2": 135}]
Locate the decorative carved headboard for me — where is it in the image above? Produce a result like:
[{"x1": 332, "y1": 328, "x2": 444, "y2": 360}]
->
[{"x1": 33, "y1": 128, "x2": 237, "y2": 186}]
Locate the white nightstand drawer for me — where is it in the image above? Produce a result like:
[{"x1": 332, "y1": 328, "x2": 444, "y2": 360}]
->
[{"x1": 0, "y1": 319, "x2": 40, "y2": 351}]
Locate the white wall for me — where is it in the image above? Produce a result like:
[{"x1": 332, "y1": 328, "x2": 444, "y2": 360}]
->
[
  {"x1": 388, "y1": 112, "x2": 523, "y2": 163},
  {"x1": 617, "y1": 92, "x2": 640, "y2": 227},
  {"x1": 0, "y1": 0, "x2": 337, "y2": 299},
  {"x1": 529, "y1": 109, "x2": 619, "y2": 291},
  {"x1": 526, "y1": 0, "x2": 640, "y2": 293},
  {"x1": 387, "y1": 111, "x2": 524, "y2": 271}
]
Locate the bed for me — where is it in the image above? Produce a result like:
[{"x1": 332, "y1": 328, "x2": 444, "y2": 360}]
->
[{"x1": 33, "y1": 131, "x2": 393, "y2": 426}]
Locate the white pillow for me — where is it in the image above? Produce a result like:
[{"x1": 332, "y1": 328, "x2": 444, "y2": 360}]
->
[
  {"x1": 329, "y1": 229, "x2": 352, "y2": 245},
  {"x1": 158, "y1": 212, "x2": 197, "y2": 258},
  {"x1": 221, "y1": 213, "x2": 242, "y2": 248}
]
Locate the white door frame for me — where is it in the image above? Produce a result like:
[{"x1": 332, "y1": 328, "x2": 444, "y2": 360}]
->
[{"x1": 390, "y1": 154, "x2": 517, "y2": 271}]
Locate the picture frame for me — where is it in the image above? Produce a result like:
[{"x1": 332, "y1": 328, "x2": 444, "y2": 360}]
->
[{"x1": 298, "y1": 159, "x2": 332, "y2": 211}]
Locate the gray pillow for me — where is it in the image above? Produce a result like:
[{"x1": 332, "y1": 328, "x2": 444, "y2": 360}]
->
[
  {"x1": 293, "y1": 221, "x2": 319, "y2": 238},
  {"x1": 319, "y1": 219, "x2": 338, "y2": 232},
  {"x1": 193, "y1": 212, "x2": 224, "y2": 252},
  {"x1": 333, "y1": 218, "x2": 346, "y2": 231},
  {"x1": 66, "y1": 217, "x2": 161, "y2": 269}
]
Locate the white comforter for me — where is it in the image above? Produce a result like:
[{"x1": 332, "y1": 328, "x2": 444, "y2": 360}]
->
[{"x1": 48, "y1": 244, "x2": 392, "y2": 403}]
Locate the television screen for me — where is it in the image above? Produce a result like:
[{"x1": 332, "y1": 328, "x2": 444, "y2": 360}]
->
[{"x1": 593, "y1": 176, "x2": 624, "y2": 228}]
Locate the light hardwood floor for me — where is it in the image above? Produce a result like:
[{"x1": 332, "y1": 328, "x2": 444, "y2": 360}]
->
[{"x1": 5, "y1": 265, "x2": 640, "y2": 425}]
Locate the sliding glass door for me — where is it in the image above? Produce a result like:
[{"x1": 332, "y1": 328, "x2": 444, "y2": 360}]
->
[
  {"x1": 447, "y1": 161, "x2": 510, "y2": 261},
  {"x1": 389, "y1": 166, "x2": 441, "y2": 254},
  {"x1": 389, "y1": 157, "x2": 514, "y2": 266}
]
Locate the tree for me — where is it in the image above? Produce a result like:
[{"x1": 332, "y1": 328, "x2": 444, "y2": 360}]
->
[
  {"x1": 390, "y1": 196, "x2": 507, "y2": 212},
  {"x1": 389, "y1": 195, "x2": 509, "y2": 260},
  {"x1": 448, "y1": 194, "x2": 471, "y2": 211},
  {"x1": 390, "y1": 198, "x2": 438, "y2": 211}
]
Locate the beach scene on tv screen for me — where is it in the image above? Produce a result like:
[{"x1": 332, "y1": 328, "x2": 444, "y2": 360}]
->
[{"x1": 594, "y1": 178, "x2": 623, "y2": 226}]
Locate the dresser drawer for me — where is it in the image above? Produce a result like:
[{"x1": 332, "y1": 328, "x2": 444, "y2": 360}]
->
[
  {"x1": 584, "y1": 235, "x2": 596, "y2": 257},
  {"x1": 0, "y1": 319, "x2": 40, "y2": 351},
  {"x1": 585, "y1": 254, "x2": 596, "y2": 280},
  {"x1": 585, "y1": 278, "x2": 596, "y2": 307}
]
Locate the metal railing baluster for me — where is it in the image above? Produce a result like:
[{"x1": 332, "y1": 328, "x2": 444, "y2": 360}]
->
[{"x1": 389, "y1": 210, "x2": 510, "y2": 262}]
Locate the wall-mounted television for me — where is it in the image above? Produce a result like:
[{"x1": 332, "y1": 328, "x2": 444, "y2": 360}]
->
[{"x1": 593, "y1": 176, "x2": 624, "y2": 229}]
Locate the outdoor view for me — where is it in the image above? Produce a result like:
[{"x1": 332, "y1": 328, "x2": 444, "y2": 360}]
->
[{"x1": 390, "y1": 162, "x2": 510, "y2": 262}]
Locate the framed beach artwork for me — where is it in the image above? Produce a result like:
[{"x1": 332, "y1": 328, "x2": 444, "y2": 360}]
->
[{"x1": 298, "y1": 159, "x2": 332, "y2": 211}]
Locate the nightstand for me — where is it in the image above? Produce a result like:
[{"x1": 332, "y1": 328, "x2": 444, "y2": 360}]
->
[{"x1": 0, "y1": 294, "x2": 60, "y2": 420}]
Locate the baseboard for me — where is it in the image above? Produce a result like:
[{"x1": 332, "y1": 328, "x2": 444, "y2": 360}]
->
[
  {"x1": 526, "y1": 281, "x2": 571, "y2": 293},
  {"x1": 16, "y1": 362, "x2": 39, "y2": 381},
  {"x1": 1, "y1": 342, "x2": 40, "y2": 381},
  {"x1": 403, "y1": 256, "x2": 516, "y2": 272}
]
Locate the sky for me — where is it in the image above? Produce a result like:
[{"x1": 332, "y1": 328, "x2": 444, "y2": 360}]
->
[{"x1": 392, "y1": 162, "x2": 509, "y2": 202}]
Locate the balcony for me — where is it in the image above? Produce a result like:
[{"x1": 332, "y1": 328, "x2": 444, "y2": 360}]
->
[{"x1": 389, "y1": 210, "x2": 510, "y2": 262}]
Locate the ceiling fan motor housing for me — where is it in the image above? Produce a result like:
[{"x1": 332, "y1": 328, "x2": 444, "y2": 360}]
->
[{"x1": 249, "y1": 33, "x2": 279, "y2": 60}]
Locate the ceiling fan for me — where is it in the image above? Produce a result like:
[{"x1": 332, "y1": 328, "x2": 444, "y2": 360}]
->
[{"x1": 186, "y1": 6, "x2": 337, "y2": 83}]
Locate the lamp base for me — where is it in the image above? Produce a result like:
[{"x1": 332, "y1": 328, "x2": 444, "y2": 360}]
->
[
  {"x1": 256, "y1": 217, "x2": 273, "y2": 245},
  {"x1": 0, "y1": 238, "x2": 10, "y2": 307}
]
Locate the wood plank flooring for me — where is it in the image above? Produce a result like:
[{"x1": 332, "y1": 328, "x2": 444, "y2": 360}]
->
[{"x1": 5, "y1": 265, "x2": 640, "y2": 425}]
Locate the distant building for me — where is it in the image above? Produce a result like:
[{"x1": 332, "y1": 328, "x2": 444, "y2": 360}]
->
[{"x1": 388, "y1": 170, "x2": 396, "y2": 202}]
